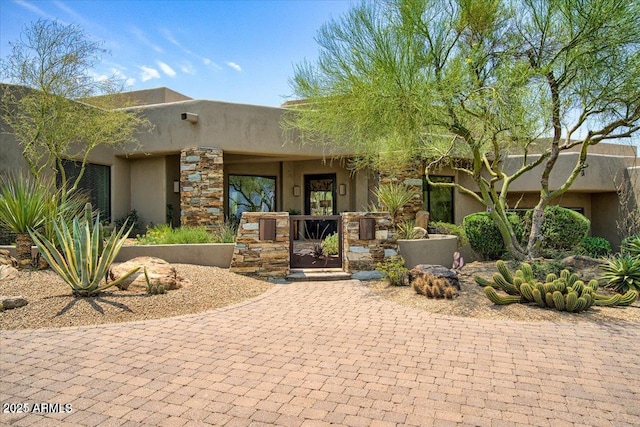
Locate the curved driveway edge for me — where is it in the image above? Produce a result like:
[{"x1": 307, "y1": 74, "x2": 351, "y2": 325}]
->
[{"x1": 1, "y1": 279, "x2": 639, "y2": 426}]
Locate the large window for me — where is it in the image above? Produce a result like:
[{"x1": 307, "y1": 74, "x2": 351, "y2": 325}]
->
[
  {"x1": 423, "y1": 175, "x2": 454, "y2": 223},
  {"x1": 228, "y1": 175, "x2": 276, "y2": 223},
  {"x1": 61, "y1": 160, "x2": 111, "y2": 220}
]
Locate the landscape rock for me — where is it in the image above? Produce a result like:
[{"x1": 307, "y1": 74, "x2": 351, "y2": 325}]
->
[
  {"x1": 110, "y1": 257, "x2": 191, "y2": 292},
  {"x1": 351, "y1": 270, "x2": 385, "y2": 281},
  {"x1": 561, "y1": 255, "x2": 607, "y2": 281},
  {"x1": 0, "y1": 295, "x2": 28, "y2": 310},
  {"x1": 409, "y1": 264, "x2": 460, "y2": 289},
  {"x1": 412, "y1": 227, "x2": 428, "y2": 239},
  {"x1": 0, "y1": 265, "x2": 19, "y2": 281},
  {"x1": 415, "y1": 211, "x2": 430, "y2": 229},
  {"x1": 0, "y1": 249, "x2": 17, "y2": 267}
]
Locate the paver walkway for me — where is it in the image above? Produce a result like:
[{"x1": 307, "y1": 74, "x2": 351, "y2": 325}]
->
[{"x1": 1, "y1": 280, "x2": 639, "y2": 426}]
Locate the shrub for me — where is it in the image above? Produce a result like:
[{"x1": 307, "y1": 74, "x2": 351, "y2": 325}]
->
[
  {"x1": 523, "y1": 206, "x2": 590, "y2": 258},
  {"x1": 321, "y1": 232, "x2": 339, "y2": 255},
  {"x1": 137, "y1": 224, "x2": 215, "y2": 245},
  {"x1": 373, "y1": 182, "x2": 416, "y2": 222},
  {"x1": 397, "y1": 219, "x2": 419, "y2": 239},
  {"x1": 115, "y1": 210, "x2": 141, "y2": 236},
  {"x1": 430, "y1": 221, "x2": 468, "y2": 247},
  {"x1": 600, "y1": 254, "x2": 640, "y2": 294},
  {"x1": 577, "y1": 236, "x2": 612, "y2": 258},
  {"x1": 29, "y1": 203, "x2": 138, "y2": 296},
  {"x1": 377, "y1": 255, "x2": 408, "y2": 286},
  {"x1": 621, "y1": 235, "x2": 640, "y2": 258},
  {"x1": 463, "y1": 212, "x2": 522, "y2": 260},
  {"x1": 211, "y1": 221, "x2": 238, "y2": 243}
]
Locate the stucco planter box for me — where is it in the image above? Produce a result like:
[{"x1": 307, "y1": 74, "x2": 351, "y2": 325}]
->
[
  {"x1": 397, "y1": 234, "x2": 458, "y2": 268},
  {"x1": 116, "y1": 243, "x2": 235, "y2": 267}
]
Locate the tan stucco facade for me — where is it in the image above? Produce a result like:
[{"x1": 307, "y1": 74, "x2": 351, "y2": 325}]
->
[{"x1": 1, "y1": 84, "x2": 638, "y2": 250}]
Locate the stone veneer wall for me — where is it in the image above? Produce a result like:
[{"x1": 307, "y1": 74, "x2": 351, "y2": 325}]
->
[
  {"x1": 342, "y1": 212, "x2": 397, "y2": 272},
  {"x1": 378, "y1": 160, "x2": 425, "y2": 221},
  {"x1": 229, "y1": 212, "x2": 289, "y2": 278},
  {"x1": 180, "y1": 147, "x2": 224, "y2": 229}
]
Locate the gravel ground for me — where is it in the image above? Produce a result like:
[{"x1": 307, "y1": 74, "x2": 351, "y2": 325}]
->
[
  {"x1": 366, "y1": 261, "x2": 640, "y2": 323},
  {"x1": 1, "y1": 261, "x2": 638, "y2": 330},
  {"x1": 0, "y1": 264, "x2": 273, "y2": 330}
]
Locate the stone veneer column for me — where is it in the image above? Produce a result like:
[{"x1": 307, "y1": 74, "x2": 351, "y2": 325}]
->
[
  {"x1": 342, "y1": 212, "x2": 397, "y2": 272},
  {"x1": 229, "y1": 212, "x2": 290, "y2": 278},
  {"x1": 378, "y1": 160, "x2": 425, "y2": 221},
  {"x1": 180, "y1": 147, "x2": 224, "y2": 229}
]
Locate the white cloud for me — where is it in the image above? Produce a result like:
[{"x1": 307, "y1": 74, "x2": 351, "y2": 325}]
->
[
  {"x1": 130, "y1": 26, "x2": 163, "y2": 53},
  {"x1": 157, "y1": 61, "x2": 177, "y2": 77},
  {"x1": 203, "y1": 58, "x2": 222, "y2": 70},
  {"x1": 180, "y1": 61, "x2": 196, "y2": 75},
  {"x1": 139, "y1": 66, "x2": 160, "y2": 82},
  {"x1": 226, "y1": 62, "x2": 242, "y2": 72},
  {"x1": 13, "y1": 0, "x2": 56, "y2": 19}
]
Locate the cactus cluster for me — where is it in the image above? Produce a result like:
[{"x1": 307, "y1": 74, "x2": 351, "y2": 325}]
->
[
  {"x1": 413, "y1": 274, "x2": 457, "y2": 299},
  {"x1": 476, "y1": 260, "x2": 638, "y2": 312},
  {"x1": 144, "y1": 267, "x2": 167, "y2": 295}
]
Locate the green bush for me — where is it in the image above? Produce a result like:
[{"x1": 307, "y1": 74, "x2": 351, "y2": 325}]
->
[
  {"x1": 463, "y1": 212, "x2": 523, "y2": 260},
  {"x1": 137, "y1": 224, "x2": 215, "y2": 245},
  {"x1": 211, "y1": 221, "x2": 238, "y2": 243},
  {"x1": 523, "y1": 206, "x2": 590, "y2": 257},
  {"x1": 377, "y1": 255, "x2": 408, "y2": 286},
  {"x1": 577, "y1": 236, "x2": 612, "y2": 258},
  {"x1": 321, "y1": 232, "x2": 339, "y2": 255},
  {"x1": 600, "y1": 254, "x2": 640, "y2": 294},
  {"x1": 430, "y1": 221, "x2": 468, "y2": 247},
  {"x1": 621, "y1": 235, "x2": 640, "y2": 258}
]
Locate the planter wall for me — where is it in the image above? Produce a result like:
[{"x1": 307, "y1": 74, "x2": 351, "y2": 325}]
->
[
  {"x1": 398, "y1": 234, "x2": 458, "y2": 268},
  {"x1": 115, "y1": 243, "x2": 235, "y2": 267}
]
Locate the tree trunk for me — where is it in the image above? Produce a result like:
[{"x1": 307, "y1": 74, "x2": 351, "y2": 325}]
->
[
  {"x1": 15, "y1": 233, "x2": 33, "y2": 269},
  {"x1": 489, "y1": 210, "x2": 525, "y2": 260},
  {"x1": 526, "y1": 199, "x2": 547, "y2": 260}
]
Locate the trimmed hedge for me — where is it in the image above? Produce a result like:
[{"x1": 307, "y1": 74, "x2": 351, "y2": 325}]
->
[
  {"x1": 523, "y1": 206, "x2": 590, "y2": 257},
  {"x1": 578, "y1": 236, "x2": 612, "y2": 258},
  {"x1": 463, "y1": 212, "x2": 523, "y2": 260}
]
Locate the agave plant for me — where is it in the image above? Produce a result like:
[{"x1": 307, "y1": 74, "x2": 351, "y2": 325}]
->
[
  {"x1": 600, "y1": 254, "x2": 640, "y2": 294},
  {"x1": 621, "y1": 235, "x2": 640, "y2": 258},
  {"x1": 29, "y1": 203, "x2": 139, "y2": 296},
  {"x1": 373, "y1": 182, "x2": 416, "y2": 225},
  {"x1": 0, "y1": 173, "x2": 51, "y2": 268}
]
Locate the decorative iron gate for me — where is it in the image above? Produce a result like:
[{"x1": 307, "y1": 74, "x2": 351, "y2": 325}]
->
[{"x1": 289, "y1": 215, "x2": 342, "y2": 269}]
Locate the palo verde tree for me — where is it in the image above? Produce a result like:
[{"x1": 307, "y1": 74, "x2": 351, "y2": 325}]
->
[
  {"x1": 284, "y1": 0, "x2": 640, "y2": 260},
  {"x1": 0, "y1": 19, "x2": 151, "y2": 191}
]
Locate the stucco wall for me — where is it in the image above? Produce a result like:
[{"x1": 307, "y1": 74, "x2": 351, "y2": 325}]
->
[{"x1": 130, "y1": 156, "x2": 167, "y2": 229}]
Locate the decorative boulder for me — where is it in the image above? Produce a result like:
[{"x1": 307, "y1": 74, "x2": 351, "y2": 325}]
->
[
  {"x1": 409, "y1": 264, "x2": 460, "y2": 290},
  {"x1": 0, "y1": 249, "x2": 17, "y2": 267},
  {"x1": 0, "y1": 296, "x2": 28, "y2": 310},
  {"x1": 412, "y1": 227, "x2": 428, "y2": 239},
  {"x1": 0, "y1": 265, "x2": 19, "y2": 281},
  {"x1": 415, "y1": 211, "x2": 430, "y2": 229},
  {"x1": 110, "y1": 257, "x2": 190, "y2": 291}
]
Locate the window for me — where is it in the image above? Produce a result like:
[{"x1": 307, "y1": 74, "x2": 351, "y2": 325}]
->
[
  {"x1": 423, "y1": 175, "x2": 454, "y2": 223},
  {"x1": 228, "y1": 175, "x2": 276, "y2": 223},
  {"x1": 60, "y1": 160, "x2": 111, "y2": 220}
]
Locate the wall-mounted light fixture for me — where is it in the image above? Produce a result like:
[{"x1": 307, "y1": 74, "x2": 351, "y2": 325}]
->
[
  {"x1": 181, "y1": 112, "x2": 199, "y2": 123},
  {"x1": 339, "y1": 183, "x2": 347, "y2": 196},
  {"x1": 293, "y1": 185, "x2": 301, "y2": 197},
  {"x1": 173, "y1": 180, "x2": 180, "y2": 193}
]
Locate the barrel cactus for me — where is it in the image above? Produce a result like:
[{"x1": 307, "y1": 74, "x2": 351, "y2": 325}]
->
[{"x1": 476, "y1": 260, "x2": 638, "y2": 313}]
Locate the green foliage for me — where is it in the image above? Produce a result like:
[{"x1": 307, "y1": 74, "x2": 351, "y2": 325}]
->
[
  {"x1": 600, "y1": 255, "x2": 640, "y2": 294},
  {"x1": 373, "y1": 183, "x2": 416, "y2": 220},
  {"x1": 577, "y1": 237, "x2": 612, "y2": 258},
  {"x1": 463, "y1": 213, "x2": 522, "y2": 260},
  {"x1": 144, "y1": 267, "x2": 167, "y2": 295},
  {"x1": 478, "y1": 261, "x2": 638, "y2": 312},
  {"x1": 430, "y1": 221, "x2": 468, "y2": 247},
  {"x1": 29, "y1": 203, "x2": 138, "y2": 296},
  {"x1": 377, "y1": 255, "x2": 408, "y2": 286},
  {"x1": 115, "y1": 210, "x2": 140, "y2": 236},
  {"x1": 137, "y1": 224, "x2": 215, "y2": 245},
  {"x1": 211, "y1": 221, "x2": 238, "y2": 244},
  {"x1": 321, "y1": 232, "x2": 339, "y2": 255},
  {"x1": 0, "y1": 172, "x2": 50, "y2": 234},
  {"x1": 509, "y1": 259, "x2": 568, "y2": 282},
  {"x1": 523, "y1": 206, "x2": 590, "y2": 258},
  {"x1": 397, "y1": 219, "x2": 419, "y2": 239},
  {"x1": 621, "y1": 235, "x2": 640, "y2": 258}
]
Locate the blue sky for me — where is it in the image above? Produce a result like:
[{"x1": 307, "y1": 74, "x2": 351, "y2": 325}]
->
[{"x1": 0, "y1": 0, "x2": 356, "y2": 107}]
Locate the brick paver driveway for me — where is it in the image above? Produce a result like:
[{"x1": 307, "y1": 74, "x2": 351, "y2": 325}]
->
[{"x1": 1, "y1": 280, "x2": 639, "y2": 426}]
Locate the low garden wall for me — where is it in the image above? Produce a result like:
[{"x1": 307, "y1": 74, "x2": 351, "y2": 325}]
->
[
  {"x1": 116, "y1": 243, "x2": 234, "y2": 267},
  {"x1": 342, "y1": 212, "x2": 398, "y2": 272},
  {"x1": 397, "y1": 234, "x2": 458, "y2": 268}
]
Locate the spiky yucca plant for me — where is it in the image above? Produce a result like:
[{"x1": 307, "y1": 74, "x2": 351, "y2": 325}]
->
[
  {"x1": 373, "y1": 182, "x2": 416, "y2": 225},
  {"x1": 29, "y1": 203, "x2": 139, "y2": 296}
]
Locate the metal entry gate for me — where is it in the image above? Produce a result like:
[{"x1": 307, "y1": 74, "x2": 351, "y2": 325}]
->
[{"x1": 289, "y1": 215, "x2": 342, "y2": 269}]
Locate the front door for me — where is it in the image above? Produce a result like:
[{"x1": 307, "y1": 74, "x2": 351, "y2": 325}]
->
[{"x1": 304, "y1": 174, "x2": 337, "y2": 238}]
